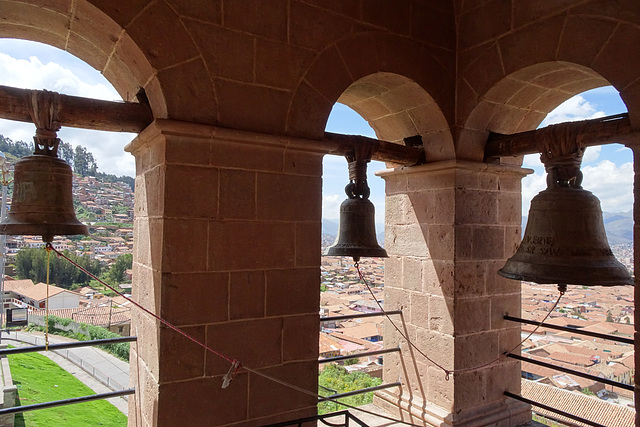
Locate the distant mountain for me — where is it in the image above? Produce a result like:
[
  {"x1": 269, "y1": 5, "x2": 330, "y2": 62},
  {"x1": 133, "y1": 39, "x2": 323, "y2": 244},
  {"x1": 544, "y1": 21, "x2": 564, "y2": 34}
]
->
[
  {"x1": 322, "y1": 218, "x2": 385, "y2": 239},
  {"x1": 322, "y1": 218, "x2": 339, "y2": 237},
  {"x1": 325, "y1": 210, "x2": 633, "y2": 247},
  {"x1": 522, "y1": 211, "x2": 633, "y2": 246},
  {"x1": 602, "y1": 211, "x2": 633, "y2": 245}
]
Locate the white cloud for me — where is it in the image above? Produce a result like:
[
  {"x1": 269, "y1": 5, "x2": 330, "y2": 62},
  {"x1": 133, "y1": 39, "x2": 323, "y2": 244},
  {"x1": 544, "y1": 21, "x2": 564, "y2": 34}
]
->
[
  {"x1": 582, "y1": 160, "x2": 633, "y2": 213},
  {"x1": 522, "y1": 159, "x2": 633, "y2": 215},
  {"x1": 522, "y1": 153, "x2": 543, "y2": 168},
  {"x1": 0, "y1": 50, "x2": 134, "y2": 177},
  {"x1": 522, "y1": 171, "x2": 547, "y2": 214},
  {"x1": 539, "y1": 95, "x2": 606, "y2": 127},
  {"x1": 581, "y1": 145, "x2": 601, "y2": 164},
  {"x1": 322, "y1": 194, "x2": 342, "y2": 220},
  {"x1": 522, "y1": 93, "x2": 628, "y2": 215},
  {"x1": 0, "y1": 53, "x2": 118, "y2": 101}
]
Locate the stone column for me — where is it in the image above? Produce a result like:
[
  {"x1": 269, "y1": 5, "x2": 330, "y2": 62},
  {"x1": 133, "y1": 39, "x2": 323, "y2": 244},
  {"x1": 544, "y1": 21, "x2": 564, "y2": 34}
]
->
[
  {"x1": 375, "y1": 160, "x2": 531, "y2": 426},
  {"x1": 127, "y1": 120, "x2": 323, "y2": 427}
]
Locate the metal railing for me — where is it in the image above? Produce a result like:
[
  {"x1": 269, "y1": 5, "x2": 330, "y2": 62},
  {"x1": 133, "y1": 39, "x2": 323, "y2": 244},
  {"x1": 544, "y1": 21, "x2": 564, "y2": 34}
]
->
[
  {"x1": 504, "y1": 315, "x2": 634, "y2": 345},
  {"x1": 319, "y1": 311, "x2": 402, "y2": 405},
  {"x1": 505, "y1": 315, "x2": 633, "y2": 426},
  {"x1": 262, "y1": 409, "x2": 368, "y2": 427},
  {"x1": 505, "y1": 391, "x2": 605, "y2": 427},
  {"x1": 0, "y1": 335, "x2": 136, "y2": 416},
  {"x1": 2, "y1": 332, "x2": 133, "y2": 392}
]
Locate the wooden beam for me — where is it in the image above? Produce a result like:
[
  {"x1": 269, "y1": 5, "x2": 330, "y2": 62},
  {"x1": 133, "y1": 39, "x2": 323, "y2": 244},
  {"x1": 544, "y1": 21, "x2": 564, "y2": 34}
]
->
[
  {"x1": 485, "y1": 113, "x2": 640, "y2": 158},
  {"x1": 0, "y1": 85, "x2": 153, "y2": 133},
  {"x1": 0, "y1": 84, "x2": 422, "y2": 164},
  {"x1": 323, "y1": 132, "x2": 423, "y2": 165}
]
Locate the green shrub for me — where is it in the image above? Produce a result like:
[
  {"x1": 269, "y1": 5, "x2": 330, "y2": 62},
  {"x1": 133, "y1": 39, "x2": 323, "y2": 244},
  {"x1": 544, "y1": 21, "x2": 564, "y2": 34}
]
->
[{"x1": 25, "y1": 318, "x2": 129, "y2": 361}]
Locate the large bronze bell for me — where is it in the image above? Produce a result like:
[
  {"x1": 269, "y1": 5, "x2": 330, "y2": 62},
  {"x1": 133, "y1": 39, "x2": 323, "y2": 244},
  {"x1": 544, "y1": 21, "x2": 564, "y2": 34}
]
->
[
  {"x1": 0, "y1": 89, "x2": 88, "y2": 243},
  {"x1": 325, "y1": 196, "x2": 387, "y2": 261},
  {"x1": 0, "y1": 154, "x2": 88, "y2": 243},
  {"x1": 325, "y1": 143, "x2": 387, "y2": 262},
  {"x1": 499, "y1": 124, "x2": 632, "y2": 287},
  {"x1": 498, "y1": 186, "x2": 632, "y2": 286}
]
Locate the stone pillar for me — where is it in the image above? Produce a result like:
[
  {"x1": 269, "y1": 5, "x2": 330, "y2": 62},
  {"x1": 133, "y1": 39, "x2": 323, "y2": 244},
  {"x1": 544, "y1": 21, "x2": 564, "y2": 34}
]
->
[
  {"x1": 127, "y1": 120, "x2": 323, "y2": 427},
  {"x1": 375, "y1": 160, "x2": 531, "y2": 426}
]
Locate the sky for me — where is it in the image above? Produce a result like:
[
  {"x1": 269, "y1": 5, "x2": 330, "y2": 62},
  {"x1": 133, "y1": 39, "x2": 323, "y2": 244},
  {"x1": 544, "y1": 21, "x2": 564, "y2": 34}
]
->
[{"x1": 0, "y1": 38, "x2": 633, "y2": 223}]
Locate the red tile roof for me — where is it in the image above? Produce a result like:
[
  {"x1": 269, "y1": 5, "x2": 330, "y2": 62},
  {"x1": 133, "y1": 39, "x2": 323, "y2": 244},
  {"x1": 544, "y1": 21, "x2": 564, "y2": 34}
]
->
[{"x1": 521, "y1": 379, "x2": 635, "y2": 427}]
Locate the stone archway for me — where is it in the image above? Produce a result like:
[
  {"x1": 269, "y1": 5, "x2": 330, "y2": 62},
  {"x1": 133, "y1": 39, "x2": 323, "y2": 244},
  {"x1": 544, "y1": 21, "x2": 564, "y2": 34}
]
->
[
  {"x1": 287, "y1": 32, "x2": 455, "y2": 150},
  {"x1": 459, "y1": 62, "x2": 615, "y2": 163},
  {"x1": 337, "y1": 72, "x2": 455, "y2": 163},
  {"x1": 0, "y1": 0, "x2": 166, "y2": 122}
]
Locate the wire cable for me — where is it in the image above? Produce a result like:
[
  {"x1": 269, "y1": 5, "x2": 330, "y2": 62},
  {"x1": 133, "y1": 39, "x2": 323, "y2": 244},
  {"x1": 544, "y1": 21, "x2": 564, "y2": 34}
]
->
[
  {"x1": 46, "y1": 244, "x2": 240, "y2": 367},
  {"x1": 46, "y1": 244, "x2": 426, "y2": 426},
  {"x1": 355, "y1": 261, "x2": 564, "y2": 379}
]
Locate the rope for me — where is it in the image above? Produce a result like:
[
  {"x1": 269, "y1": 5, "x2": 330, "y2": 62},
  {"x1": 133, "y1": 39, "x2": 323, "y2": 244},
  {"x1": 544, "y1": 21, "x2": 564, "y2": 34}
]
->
[
  {"x1": 45, "y1": 244, "x2": 240, "y2": 368},
  {"x1": 45, "y1": 246, "x2": 51, "y2": 351},
  {"x1": 47, "y1": 244, "x2": 426, "y2": 426},
  {"x1": 354, "y1": 262, "x2": 564, "y2": 380}
]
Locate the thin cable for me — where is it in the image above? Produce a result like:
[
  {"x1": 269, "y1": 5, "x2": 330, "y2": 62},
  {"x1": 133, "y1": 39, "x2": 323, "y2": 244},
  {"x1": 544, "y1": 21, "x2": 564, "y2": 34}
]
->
[
  {"x1": 244, "y1": 365, "x2": 424, "y2": 427},
  {"x1": 46, "y1": 244, "x2": 240, "y2": 367},
  {"x1": 50, "y1": 244, "x2": 426, "y2": 426},
  {"x1": 355, "y1": 262, "x2": 564, "y2": 379}
]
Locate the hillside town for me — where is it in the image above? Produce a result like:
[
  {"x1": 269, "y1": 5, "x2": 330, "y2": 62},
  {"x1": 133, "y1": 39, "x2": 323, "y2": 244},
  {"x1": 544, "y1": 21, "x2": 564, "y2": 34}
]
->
[
  {"x1": 0, "y1": 173, "x2": 135, "y2": 335},
  {"x1": 4, "y1": 174, "x2": 134, "y2": 266},
  {"x1": 319, "y1": 239, "x2": 636, "y2": 425}
]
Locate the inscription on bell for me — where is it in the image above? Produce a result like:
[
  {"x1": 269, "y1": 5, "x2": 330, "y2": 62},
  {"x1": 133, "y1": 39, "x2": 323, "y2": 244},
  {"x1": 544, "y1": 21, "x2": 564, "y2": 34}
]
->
[{"x1": 522, "y1": 235, "x2": 555, "y2": 246}]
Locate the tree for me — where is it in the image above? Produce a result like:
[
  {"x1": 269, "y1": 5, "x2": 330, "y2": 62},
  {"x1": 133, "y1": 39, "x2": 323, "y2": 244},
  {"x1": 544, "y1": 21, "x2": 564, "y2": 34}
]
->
[
  {"x1": 73, "y1": 145, "x2": 98, "y2": 176},
  {"x1": 58, "y1": 141, "x2": 74, "y2": 165},
  {"x1": 104, "y1": 253, "x2": 133, "y2": 285},
  {"x1": 606, "y1": 310, "x2": 614, "y2": 322},
  {"x1": 318, "y1": 364, "x2": 382, "y2": 414},
  {"x1": 15, "y1": 247, "x2": 101, "y2": 289}
]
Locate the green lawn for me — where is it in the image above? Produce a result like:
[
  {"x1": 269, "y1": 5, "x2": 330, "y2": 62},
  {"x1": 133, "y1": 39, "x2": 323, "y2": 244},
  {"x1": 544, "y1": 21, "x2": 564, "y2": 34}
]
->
[{"x1": 8, "y1": 351, "x2": 127, "y2": 426}]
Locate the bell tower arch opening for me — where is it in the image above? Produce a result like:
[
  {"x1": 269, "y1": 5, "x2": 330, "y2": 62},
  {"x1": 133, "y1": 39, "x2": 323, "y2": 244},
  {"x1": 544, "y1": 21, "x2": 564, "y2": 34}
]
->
[
  {"x1": 469, "y1": 57, "x2": 637, "y2": 421},
  {"x1": 318, "y1": 71, "x2": 455, "y2": 415},
  {"x1": 0, "y1": 38, "x2": 137, "y2": 177},
  {"x1": 516, "y1": 86, "x2": 635, "y2": 413},
  {"x1": 0, "y1": 38, "x2": 137, "y2": 421}
]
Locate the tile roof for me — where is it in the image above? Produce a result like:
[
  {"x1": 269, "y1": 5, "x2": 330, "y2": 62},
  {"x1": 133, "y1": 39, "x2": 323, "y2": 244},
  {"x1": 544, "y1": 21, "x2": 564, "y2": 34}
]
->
[
  {"x1": 521, "y1": 379, "x2": 635, "y2": 427},
  {"x1": 3, "y1": 279, "x2": 36, "y2": 293},
  {"x1": 31, "y1": 305, "x2": 131, "y2": 327},
  {"x1": 19, "y1": 283, "x2": 73, "y2": 301}
]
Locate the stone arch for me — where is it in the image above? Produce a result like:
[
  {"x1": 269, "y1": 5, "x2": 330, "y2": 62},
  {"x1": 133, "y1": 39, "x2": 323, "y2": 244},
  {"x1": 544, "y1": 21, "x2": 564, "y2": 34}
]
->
[
  {"x1": 338, "y1": 72, "x2": 455, "y2": 162},
  {"x1": 458, "y1": 13, "x2": 640, "y2": 159},
  {"x1": 0, "y1": 0, "x2": 165, "y2": 119},
  {"x1": 287, "y1": 33, "x2": 455, "y2": 161},
  {"x1": 460, "y1": 61, "x2": 614, "y2": 162},
  {"x1": 467, "y1": 61, "x2": 610, "y2": 134}
]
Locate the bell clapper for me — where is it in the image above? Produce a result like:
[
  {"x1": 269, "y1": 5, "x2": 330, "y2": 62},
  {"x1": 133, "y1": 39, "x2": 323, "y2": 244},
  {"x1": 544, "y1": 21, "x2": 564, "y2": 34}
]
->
[{"x1": 557, "y1": 283, "x2": 567, "y2": 295}]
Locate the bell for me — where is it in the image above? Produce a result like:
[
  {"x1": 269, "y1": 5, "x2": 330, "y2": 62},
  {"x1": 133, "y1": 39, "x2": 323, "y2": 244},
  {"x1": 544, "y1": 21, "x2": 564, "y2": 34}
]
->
[
  {"x1": 325, "y1": 197, "x2": 387, "y2": 261},
  {"x1": 499, "y1": 185, "x2": 633, "y2": 287},
  {"x1": 324, "y1": 143, "x2": 387, "y2": 262},
  {"x1": 0, "y1": 154, "x2": 88, "y2": 243}
]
